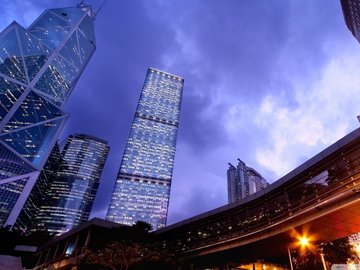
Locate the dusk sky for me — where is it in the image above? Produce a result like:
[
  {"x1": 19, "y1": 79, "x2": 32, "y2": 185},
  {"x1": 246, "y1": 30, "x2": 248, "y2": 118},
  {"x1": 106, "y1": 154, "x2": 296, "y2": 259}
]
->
[{"x1": 2, "y1": 0, "x2": 360, "y2": 225}]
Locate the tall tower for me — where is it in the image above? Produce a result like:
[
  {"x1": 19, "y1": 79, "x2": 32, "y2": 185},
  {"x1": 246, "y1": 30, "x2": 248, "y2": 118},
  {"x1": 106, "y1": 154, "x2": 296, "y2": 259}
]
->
[
  {"x1": 106, "y1": 68, "x2": 184, "y2": 230},
  {"x1": 33, "y1": 134, "x2": 109, "y2": 235},
  {"x1": 0, "y1": 5, "x2": 96, "y2": 228},
  {"x1": 227, "y1": 159, "x2": 268, "y2": 203},
  {"x1": 15, "y1": 142, "x2": 62, "y2": 231},
  {"x1": 340, "y1": 0, "x2": 360, "y2": 43}
]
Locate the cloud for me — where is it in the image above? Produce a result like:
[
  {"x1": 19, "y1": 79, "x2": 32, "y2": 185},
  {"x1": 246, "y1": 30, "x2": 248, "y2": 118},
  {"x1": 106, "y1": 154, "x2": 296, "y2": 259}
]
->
[
  {"x1": 3, "y1": 0, "x2": 360, "y2": 226},
  {"x1": 254, "y1": 45, "x2": 360, "y2": 178}
]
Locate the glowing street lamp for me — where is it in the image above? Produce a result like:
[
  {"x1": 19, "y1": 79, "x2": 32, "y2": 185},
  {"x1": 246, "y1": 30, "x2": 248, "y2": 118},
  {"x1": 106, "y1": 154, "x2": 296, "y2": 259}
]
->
[
  {"x1": 299, "y1": 237, "x2": 309, "y2": 247},
  {"x1": 288, "y1": 234, "x2": 327, "y2": 270},
  {"x1": 288, "y1": 235, "x2": 310, "y2": 270}
]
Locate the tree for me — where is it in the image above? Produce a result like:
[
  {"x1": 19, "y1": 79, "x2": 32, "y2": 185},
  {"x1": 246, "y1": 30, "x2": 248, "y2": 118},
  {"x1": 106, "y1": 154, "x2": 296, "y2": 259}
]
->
[
  {"x1": 132, "y1": 221, "x2": 152, "y2": 233},
  {"x1": 81, "y1": 221, "x2": 191, "y2": 270},
  {"x1": 85, "y1": 242, "x2": 153, "y2": 270},
  {"x1": 292, "y1": 237, "x2": 353, "y2": 270},
  {"x1": 322, "y1": 237, "x2": 353, "y2": 264}
]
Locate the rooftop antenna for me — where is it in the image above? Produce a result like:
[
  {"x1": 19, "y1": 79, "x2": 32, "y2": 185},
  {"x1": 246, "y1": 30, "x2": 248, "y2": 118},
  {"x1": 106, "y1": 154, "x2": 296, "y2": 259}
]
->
[
  {"x1": 76, "y1": 0, "x2": 108, "y2": 19},
  {"x1": 95, "y1": 0, "x2": 108, "y2": 18}
]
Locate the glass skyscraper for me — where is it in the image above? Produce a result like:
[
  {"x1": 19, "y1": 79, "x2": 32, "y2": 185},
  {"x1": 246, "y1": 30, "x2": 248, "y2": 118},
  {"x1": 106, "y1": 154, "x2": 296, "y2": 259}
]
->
[
  {"x1": 0, "y1": 4, "x2": 96, "y2": 228},
  {"x1": 33, "y1": 134, "x2": 109, "y2": 235},
  {"x1": 15, "y1": 142, "x2": 62, "y2": 231},
  {"x1": 106, "y1": 68, "x2": 184, "y2": 230}
]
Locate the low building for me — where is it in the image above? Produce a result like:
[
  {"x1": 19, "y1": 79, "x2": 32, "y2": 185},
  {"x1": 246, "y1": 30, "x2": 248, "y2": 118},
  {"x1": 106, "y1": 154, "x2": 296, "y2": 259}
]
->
[{"x1": 33, "y1": 218, "x2": 123, "y2": 270}]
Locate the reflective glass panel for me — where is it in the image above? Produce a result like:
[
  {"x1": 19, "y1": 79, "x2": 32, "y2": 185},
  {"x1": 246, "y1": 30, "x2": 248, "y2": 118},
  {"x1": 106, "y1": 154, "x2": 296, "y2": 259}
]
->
[
  {"x1": 1, "y1": 118, "x2": 64, "y2": 166},
  {"x1": 0, "y1": 177, "x2": 28, "y2": 226},
  {"x1": 3, "y1": 91, "x2": 63, "y2": 132},
  {"x1": 0, "y1": 77, "x2": 25, "y2": 120},
  {"x1": 34, "y1": 59, "x2": 69, "y2": 106},
  {"x1": 77, "y1": 29, "x2": 95, "y2": 65},
  {"x1": 0, "y1": 26, "x2": 27, "y2": 83},
  {"x1": 29, "y1": 11, "x2": 71, "y2": 50},
  {"x1": 59, "y1": 31, "x2": 81, "y2": 68},
  {"x1": 51, "y1": 8, "x2": 85, "y2": 27},
  {"x1": 78, "y1": 15, "x2": 95, "y2": 46},
  {"x1": 16, "y1": 26, "x2": 52, "y2": 81}
]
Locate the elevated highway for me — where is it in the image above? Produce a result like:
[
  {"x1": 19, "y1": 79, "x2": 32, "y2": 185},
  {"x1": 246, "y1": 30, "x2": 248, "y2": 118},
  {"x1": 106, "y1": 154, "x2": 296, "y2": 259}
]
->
[{"x1": 157, "y1": 127, "x2": 360, "y2": 266}]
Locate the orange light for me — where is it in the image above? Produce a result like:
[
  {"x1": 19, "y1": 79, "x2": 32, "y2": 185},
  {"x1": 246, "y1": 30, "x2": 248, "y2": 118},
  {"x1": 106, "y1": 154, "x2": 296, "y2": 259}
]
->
[
  {"x1": 299, "y1": 237, "x2": 309, "y2": 247},
  {"x1": 355, "y1": 244, "x2": 360, "y2": 254}
]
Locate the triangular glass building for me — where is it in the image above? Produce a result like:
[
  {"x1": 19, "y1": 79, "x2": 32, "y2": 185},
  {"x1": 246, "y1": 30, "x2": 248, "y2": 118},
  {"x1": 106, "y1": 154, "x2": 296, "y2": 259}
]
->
[{"x1": 0, "y1": 4, "x2": 96, "y2": 228}]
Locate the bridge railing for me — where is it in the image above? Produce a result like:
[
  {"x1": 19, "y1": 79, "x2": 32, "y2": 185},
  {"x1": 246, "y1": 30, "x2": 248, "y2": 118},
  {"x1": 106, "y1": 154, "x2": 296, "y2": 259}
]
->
[{"x1": 160, "y1": 136, "x2": 360, "y2": 254}]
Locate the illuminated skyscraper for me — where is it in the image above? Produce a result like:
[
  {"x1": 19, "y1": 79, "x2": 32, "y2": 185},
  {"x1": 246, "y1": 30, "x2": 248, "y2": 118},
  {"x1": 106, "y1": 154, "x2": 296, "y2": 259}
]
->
[
  {"x1": 340, "y1": 0, "x2": 360, "y2": 43},
  {"x1": 33, "y1": 134, "x2": 109, "y2": 235},
  {"x1": 106, "y1": 68, "x2": 184, "y2": 230},
  {"x1": 0, "y1": 4, "x2": 96, "y2": 228},
  {"x1": 15, "y1": 142, "x2": 62, "y2": 231},
  {"x1": 227, "y1": 159, "x2": 268, "y2": 203}
]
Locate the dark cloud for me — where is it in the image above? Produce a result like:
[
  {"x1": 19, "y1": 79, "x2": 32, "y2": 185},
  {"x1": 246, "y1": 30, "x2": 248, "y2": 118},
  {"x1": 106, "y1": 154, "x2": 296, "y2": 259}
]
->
[
  {"x1": 2, "y1": 0, "x2": 356, "y2": 225},
  {"x1": 168, "y1": 184, "x2": 225, "y2": 224}
]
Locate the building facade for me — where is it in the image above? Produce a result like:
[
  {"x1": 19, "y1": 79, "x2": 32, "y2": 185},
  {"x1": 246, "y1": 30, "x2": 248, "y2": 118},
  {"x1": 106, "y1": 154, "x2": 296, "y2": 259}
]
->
[
  {"x1": 227, "y1": 159, "x2": 268, "y2": 203},
  {"x1": 106, "y1": 68, "x2": 184, "y2": 230},
  {"x1": 0, "y1": 4, "x2": 96, "y2": 227},
  {"x1": 33, "y1": 134, "x2": 109, "y2": 235},
  {"x1": 15, "y1": 143, "x2": 62, "y2": 231},
  {"x1": 340, "y1": 0, "x2": 360, "y2": 43}
]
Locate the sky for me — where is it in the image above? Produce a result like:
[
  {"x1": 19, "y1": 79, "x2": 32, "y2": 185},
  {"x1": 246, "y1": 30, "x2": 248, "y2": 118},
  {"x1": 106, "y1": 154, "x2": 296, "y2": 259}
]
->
[{"x1": 2, "y1": 0, "x2": 360, "y2": 225}]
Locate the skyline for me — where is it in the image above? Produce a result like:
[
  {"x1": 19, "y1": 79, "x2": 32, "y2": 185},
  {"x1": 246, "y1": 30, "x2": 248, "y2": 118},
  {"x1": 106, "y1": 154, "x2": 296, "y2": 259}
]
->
[{"x1": 2, "y1": 0, "x2": 360, "y2": 226}]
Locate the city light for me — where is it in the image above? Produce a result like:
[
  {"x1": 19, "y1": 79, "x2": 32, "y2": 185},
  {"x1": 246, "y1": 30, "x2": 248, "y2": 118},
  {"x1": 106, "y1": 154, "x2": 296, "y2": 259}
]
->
[{"x1": 299, "y1": 236, "x2": 309, "y2": 247}]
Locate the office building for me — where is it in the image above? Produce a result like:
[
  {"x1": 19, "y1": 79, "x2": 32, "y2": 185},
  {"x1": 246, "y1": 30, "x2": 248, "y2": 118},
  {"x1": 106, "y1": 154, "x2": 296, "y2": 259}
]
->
[
  {"x1": 340, "y1": 0, "x2": 360, "y2": 43},
  {"x1": 33, "y1": 134, "x2": 109, "y2": 235},
  {"x1": 227, "y1": 159, "x2": 268, "y2": 203},
  {"x1": 15, "y1": 143, "x2": 62, "y2": 231},
  {"x1": 0, "y1": 4, "x2": 96, "y2": 227},
  {"x1": 106, "y1": 68, "x2": 184, "y2": 230}
]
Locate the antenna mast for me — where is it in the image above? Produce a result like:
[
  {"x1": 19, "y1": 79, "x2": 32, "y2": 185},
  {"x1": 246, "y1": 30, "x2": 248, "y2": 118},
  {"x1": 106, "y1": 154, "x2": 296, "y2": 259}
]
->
[{"x1": 95, "y1": 0, "x2": 108, "y2": 18}]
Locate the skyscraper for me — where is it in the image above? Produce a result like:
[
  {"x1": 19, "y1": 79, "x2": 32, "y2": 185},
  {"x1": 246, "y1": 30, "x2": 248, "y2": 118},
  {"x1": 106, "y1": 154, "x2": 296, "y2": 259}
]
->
[
  {"x1": 227, "y1": 159, "x2": 268, "y2": 203},
  {"x1": 33, "y1": 134, "x2": 109, "y2": 235},
  {"x1": 106, "y1": 68, "x2": 184, "y2": 230},
  {"x1": 0, "y1": 4, "x2": 96, "y2": 228},
  {"x1": 340, "y1": 0, "x2": 360, "y2": 43},
  {"x1": 15, "y1": 142, "x2": 62, "y2": 231}
]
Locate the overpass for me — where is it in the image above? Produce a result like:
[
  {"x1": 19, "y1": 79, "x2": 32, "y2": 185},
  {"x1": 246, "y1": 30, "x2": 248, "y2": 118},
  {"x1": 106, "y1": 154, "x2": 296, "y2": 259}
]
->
[{"x1": 157, "y1": 127, "x2": 360, "y2": 267}]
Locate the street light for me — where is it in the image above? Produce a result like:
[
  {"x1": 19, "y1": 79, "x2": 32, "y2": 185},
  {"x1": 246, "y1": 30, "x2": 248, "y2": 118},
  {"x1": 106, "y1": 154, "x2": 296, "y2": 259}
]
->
[
  {"x1": 288, "y1": 234, "x2": 327, "y2": 270},
  {"x1": 299, "y1": 237, "x2": 309, "y2": 247},
  {"x1": 288, "y1": 236, "x2": 310, "y2": 270}
]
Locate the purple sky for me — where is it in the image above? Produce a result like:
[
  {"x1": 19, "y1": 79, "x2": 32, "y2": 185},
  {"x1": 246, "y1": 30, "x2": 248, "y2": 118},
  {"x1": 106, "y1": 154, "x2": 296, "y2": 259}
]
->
[{"x1": 2, "y1": 0, "x2": 360, "y2": 225}]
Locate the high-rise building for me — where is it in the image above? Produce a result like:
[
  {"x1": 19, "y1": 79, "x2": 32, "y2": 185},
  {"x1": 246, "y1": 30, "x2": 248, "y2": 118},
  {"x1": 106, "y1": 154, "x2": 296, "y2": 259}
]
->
[
  {"x1": 106, "y1": 68, "x2": 184, "y2": 230},
  {"x1": 0, "y1": 4, "x2": 96, "y2": 228},
  {"x1": 15, "y1": 142, "x2": 62, "y2": 231},
  {"x1": 33, "y1": 134, "x2": 109, "y2": 235},
  {"x1": 340, "y1": 0, "x2": 360, "y2": 43},
  {"x1": 227, "y1": 163, "x2": 238, "y2": 203},
  {"x1": 227, "y1": 159, "x2": 268, "y2": 203}
]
